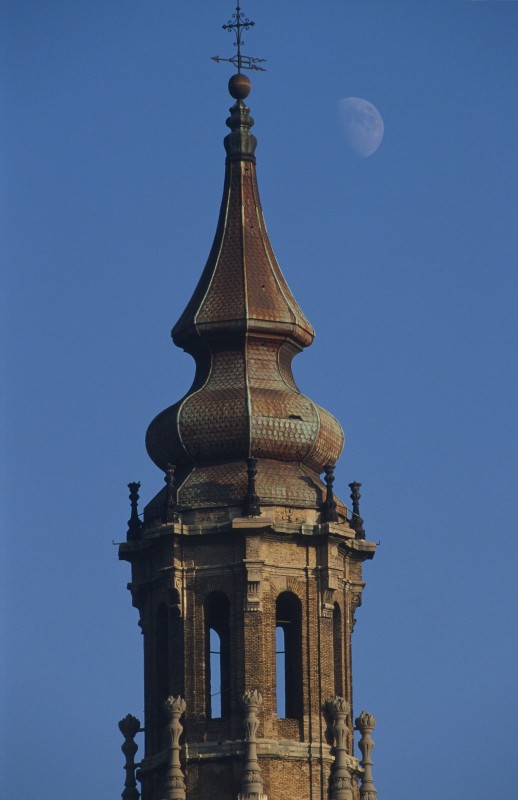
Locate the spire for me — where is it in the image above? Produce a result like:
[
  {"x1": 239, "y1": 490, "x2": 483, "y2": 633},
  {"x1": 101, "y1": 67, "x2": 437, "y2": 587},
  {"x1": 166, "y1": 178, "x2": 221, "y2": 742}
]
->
[
  {"x1": 144, "y1": 10, "x2": 345, "y2": 520},
  {"x1": 171, "y1": 80, "x2": 313, "y2": 353}
]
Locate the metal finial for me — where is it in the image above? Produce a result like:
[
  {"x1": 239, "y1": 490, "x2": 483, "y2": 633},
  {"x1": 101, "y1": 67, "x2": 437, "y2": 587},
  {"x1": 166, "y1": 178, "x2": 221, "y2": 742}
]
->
[
  {"x1": 212, "y1": 3, "x2": 266, "y2": 74},
  {"x1": 349, "y1": 481, "x2": 366, "y2": 539}
]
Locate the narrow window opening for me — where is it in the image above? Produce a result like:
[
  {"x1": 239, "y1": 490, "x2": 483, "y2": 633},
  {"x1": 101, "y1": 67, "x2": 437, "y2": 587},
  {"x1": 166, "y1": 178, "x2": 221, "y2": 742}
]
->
[
  {"x1": 209, "y1": 628, "x2": 222, "y2": 718},
  {"x1": 275, "y1": 625, "x2": 286, "y2": 716},
  {"x1": 204, "y1": 592, "x2": 231, "y2": 719},
  {"x1": 275, "y1": 592, "x2": 302, "y2": 719}
]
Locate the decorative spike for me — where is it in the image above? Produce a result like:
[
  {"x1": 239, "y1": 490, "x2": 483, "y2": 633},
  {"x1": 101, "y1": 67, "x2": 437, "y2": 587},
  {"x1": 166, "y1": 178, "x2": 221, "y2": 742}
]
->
[
  {"x1": 118, "y1": 713, "x2": 141, "y2": 800},
  {"x1": 355, "y1": 711, "x2": 378, "y2": 800},
  {"x1": 244, "y1": 457, "x2": 261, "y2": 517},
  {"x1": 161, "y1": 696, "x2": 187, "y2": 800},
  {"x1": 127, "y1": 482, "x2": 142, "y2": 541},
  {"x1": 322, "y1": 463, "x2": 339, "y2": 523},
  {"x1": 163, "y1": 464, "x2": 179, "y2": 523},
  {"x1": 348, "y1": 482, "x2": 366, "y2": 539},
  {"x1": 326, "y1": 697, "x2": 353, "y2": 800}
]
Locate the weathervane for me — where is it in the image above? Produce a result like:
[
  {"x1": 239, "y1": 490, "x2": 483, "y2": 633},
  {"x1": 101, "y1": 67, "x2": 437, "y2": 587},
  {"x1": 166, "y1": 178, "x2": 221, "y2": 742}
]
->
[{"x1": 212, "y1": 2, "x2": 266, "y2": 73}]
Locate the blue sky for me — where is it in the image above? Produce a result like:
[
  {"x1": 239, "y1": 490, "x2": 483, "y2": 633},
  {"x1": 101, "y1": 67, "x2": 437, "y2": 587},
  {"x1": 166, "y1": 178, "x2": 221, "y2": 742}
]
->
[{"x1": 3, "y1": 2, "x2": 518, "y2": 798}]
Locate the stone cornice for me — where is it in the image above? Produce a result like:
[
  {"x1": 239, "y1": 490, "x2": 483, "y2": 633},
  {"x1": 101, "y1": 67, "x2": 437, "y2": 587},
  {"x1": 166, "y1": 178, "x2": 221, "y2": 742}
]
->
[
  {"x1": 136, "y1": 737, "x2": 363, "y2": 776},
  {"x1": 119, "y1": 518, "x2": 376, "y2": 567},
  {"x1": 180, "y1": 738, "x2": 361, "y2": 772}
]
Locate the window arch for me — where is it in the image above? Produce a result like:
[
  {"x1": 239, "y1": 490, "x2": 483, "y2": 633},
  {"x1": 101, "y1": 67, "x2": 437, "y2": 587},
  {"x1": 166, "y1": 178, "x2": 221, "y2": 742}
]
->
[
  {"x1": 333, "y1": 601, "x2": 343, "y2": 697},
  {"x1": 275, "y1": 591, "x2": 303, "y2": 719},
  {"x1": 204, "y1": 592, "x2": 231, "y2": 719}
]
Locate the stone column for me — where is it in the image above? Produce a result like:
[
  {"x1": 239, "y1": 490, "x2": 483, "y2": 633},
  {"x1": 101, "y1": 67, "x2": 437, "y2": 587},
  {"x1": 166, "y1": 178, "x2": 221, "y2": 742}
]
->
[
  {"x1": 118, "y1": 713, "x2": 141, "y2": 800},
  {"x1": 326, "y1": 697, "x2": 353, "y2": 800},
  {"x1": 355, "y1": 711, "x2": 378, "y2": 800},
  {"x1": 238, "y1": 689, "x2": 268, "y2": 800},
  {"x1": 161, "y1": 696, "x2": 187, "y2": 800}
]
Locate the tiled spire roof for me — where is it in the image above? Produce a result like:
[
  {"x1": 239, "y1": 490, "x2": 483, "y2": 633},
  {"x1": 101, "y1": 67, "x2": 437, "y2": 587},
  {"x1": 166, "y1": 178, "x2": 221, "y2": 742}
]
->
[
  {"x1": 145, "y1": 77, "x2": 344, "y2": 515},
  {"x1": 173, "y1": 94, "x2": 314, "y2": 352}
]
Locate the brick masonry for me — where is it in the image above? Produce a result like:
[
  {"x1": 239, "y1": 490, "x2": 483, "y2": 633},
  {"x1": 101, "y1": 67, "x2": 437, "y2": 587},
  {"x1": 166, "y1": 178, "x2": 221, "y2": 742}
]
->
[{"x1": 120, "y1": 509, "x2": 375, "y2": 799}]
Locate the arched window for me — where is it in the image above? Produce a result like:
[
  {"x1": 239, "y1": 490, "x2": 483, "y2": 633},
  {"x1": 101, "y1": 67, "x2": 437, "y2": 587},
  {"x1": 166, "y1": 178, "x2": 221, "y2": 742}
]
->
[
  {"x1": 204, "y1": 592, "x2": 231, "y2": 719},
  {"x1": 333, "y1": 602, "x2": 343, "y2": 697},
  {"x1": 275, "y1": 591, "x2": 303, "y2": 719}
]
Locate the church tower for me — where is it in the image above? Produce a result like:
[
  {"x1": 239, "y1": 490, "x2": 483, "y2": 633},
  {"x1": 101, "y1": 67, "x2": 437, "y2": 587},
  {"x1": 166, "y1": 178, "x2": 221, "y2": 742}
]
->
[{"x1": 118, "y1": 7, "x2": 379, "y2": 800}]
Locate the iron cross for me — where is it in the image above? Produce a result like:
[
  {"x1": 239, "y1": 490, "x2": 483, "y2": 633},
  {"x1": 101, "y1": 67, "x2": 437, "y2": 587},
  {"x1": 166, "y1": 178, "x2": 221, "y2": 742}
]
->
[{"x1": 212, "y1": 2, "x2": 266, "y2": 73}]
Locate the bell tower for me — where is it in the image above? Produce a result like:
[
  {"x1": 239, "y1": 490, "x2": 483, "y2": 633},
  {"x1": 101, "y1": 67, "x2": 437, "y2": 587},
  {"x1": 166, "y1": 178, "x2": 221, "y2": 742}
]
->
[{"x1": 118, "y1": 6, "x2": 379, "y2": 800}]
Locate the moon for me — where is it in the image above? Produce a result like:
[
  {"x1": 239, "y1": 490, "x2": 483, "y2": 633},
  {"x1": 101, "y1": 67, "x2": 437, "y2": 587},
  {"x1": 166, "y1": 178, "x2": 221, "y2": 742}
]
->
[{"x1": 338, "y1": 97, "x2": 384, "y2": 157}]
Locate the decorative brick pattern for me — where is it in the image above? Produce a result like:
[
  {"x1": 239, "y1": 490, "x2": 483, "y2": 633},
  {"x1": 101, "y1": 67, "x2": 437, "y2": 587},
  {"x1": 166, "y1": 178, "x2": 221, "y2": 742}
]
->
[{"x1": 120, "y1": 519, "x2": 374, "y2": 799}]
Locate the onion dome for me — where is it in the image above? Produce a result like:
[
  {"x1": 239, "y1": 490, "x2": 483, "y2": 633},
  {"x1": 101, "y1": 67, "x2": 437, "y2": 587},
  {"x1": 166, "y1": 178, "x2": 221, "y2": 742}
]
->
[{"x1": 145, "y1": 78, "x2": 344, "y2": 517}]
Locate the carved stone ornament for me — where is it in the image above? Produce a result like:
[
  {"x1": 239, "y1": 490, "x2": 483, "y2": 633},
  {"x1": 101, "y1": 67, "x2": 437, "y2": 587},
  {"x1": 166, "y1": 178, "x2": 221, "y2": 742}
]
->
[
  {"x1": 326, "y1": 697, "x2": 353, "y2": 800},
  {"x1": 320, "y1": 565, "x2": 340, "y2": 617},
  {"x1": 244, "y1": 560, "x2": 264, "y2": 612},
  {"x1": 118, "y1": 713, "x2": 141, "y2": 800},
  {"x1": 238, "y1": 690, "x2": 267, "y2": 800},
  {"x1": 349, "y1": 589, "x2": 363, "y2": 633},
  {"x1": 355, "y1": 711, "x2": 378, "y2": 800},
  {"x1": 321, "y1": 586, "x2": 336, "y2": 618},
  {"x1": 161, "y1": 696, "x2": 187, "y2": 800}
]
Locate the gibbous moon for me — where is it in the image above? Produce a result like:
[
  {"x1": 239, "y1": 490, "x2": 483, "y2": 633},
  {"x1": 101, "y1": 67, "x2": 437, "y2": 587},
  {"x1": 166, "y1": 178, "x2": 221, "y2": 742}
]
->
[{"x1": 338, "y1": 97, "x2": 384, "y2": 157}]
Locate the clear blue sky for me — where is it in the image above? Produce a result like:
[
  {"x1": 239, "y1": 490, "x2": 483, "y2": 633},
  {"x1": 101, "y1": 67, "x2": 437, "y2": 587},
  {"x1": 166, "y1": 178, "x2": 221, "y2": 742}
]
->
[{"x1": 3, "y1": 2, "x2": 517, "y2": 798}]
